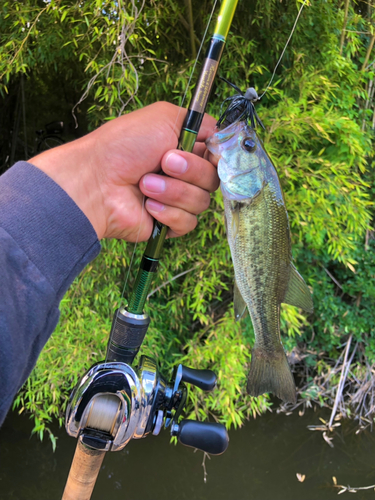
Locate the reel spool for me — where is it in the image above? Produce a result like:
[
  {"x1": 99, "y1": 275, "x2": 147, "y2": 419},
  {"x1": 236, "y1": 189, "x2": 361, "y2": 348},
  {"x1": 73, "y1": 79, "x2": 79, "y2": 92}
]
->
[{"x1": 85, "y1": 395, "x2": 121, "y2": 434}]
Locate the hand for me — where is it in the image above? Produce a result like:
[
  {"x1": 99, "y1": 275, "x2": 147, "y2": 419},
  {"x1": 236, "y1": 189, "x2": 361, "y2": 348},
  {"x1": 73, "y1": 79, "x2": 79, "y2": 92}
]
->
[{"x1": 30, "y1": 102, "x2": 219, "y2": 241}]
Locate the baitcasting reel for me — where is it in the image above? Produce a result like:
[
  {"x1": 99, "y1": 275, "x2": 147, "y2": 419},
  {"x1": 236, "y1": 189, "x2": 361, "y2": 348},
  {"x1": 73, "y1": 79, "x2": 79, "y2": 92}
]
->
[
  {"x1": 66, "y1": 351, "x2": 229, "y2": 455},
  {"x1": 63, "y1": 306, "x2": 229, "y2": 499}
]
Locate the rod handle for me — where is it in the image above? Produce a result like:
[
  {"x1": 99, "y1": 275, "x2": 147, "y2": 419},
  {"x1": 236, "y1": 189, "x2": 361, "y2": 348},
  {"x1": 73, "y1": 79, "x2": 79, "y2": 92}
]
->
[{"x1": 62, "y1": 440, "x2": 105, "y2": 500}]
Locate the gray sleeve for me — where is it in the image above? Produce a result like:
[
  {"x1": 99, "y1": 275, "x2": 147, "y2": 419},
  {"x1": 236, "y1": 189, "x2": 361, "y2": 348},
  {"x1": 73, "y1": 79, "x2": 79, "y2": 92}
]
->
[{"x1": 0, "y1": 161, "x2": 101, "y2": 425}]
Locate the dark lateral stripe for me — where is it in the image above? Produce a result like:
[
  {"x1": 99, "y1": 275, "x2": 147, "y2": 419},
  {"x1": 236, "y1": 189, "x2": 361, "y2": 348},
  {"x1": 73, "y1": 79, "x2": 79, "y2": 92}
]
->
[{"x1": 141, "y1": 256, "x2": 159, "y2": 272}]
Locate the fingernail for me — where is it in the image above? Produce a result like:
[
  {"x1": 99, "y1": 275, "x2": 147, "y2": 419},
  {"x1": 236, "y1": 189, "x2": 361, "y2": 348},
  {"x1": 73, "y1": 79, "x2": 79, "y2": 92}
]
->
[
  {"x1": 166, "y1": 153, "x2": 188, "y2": 174},
  {"x1": 146, "y1": 199, "x2": 164, "y2": 212},
  {"x1": 143, "y1": 175, "x2": 166, "y2": 193}
]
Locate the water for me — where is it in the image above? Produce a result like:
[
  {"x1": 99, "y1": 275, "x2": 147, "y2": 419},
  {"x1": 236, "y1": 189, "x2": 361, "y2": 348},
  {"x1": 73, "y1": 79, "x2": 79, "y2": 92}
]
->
[{"x1": 1, "y1": 408, "x2": 375, "y2": 500}]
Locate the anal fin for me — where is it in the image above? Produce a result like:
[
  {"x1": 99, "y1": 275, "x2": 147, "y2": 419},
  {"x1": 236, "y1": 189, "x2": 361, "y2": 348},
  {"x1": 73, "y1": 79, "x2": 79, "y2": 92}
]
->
[{"x1": 283, "y1": 263, "x2": 313, "y2": 313}]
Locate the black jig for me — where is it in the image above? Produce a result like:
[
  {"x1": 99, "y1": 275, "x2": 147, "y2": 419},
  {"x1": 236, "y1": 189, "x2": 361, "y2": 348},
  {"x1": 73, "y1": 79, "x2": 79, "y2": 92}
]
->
[{"x1": 217, "y1": 76, "x2": 265, "y2": 130}]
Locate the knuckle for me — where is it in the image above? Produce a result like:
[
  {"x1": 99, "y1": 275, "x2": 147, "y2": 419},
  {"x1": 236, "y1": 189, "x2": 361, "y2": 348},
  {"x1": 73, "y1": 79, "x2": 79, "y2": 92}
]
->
[
  {"x1": 169, "y1": 209, "x2": 183, "y2": 226},
  {"x1": 152, "y1": 101, "x2": 178, "y2": 116},
  {"x1": 211, "y1": 177, "x2": 220, "y2": 192},
  {"x1": 202, "y1": 192, "x2": 211, "y2": 210},
  {"x1": 190, "y1": 216, "x2": 198, "y2": 231},
  {"x1": 168, "y1": 210, "x2": 197, "y2": 235},
  {"x1": 167, "y1": 180, "x2": 189, "y2": 201},
  {"x1": 177, "y1": 216, "x2": 197, "y2": 236},
  {"x1": 194, "y1": 192, "x2": 210, "y2": 214}
]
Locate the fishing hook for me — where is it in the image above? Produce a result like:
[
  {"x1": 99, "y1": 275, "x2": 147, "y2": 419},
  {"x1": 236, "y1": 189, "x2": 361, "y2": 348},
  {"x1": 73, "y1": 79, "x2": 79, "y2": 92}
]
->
[{"x1": 217, "y1": 76, "x2": 265, "y2": 129}]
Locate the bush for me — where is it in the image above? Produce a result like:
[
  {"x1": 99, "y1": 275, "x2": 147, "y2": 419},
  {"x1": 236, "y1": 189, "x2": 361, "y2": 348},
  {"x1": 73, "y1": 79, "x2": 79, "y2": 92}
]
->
[{"x1": 2, "y1": 0, "x2": 374, "y2": 445}]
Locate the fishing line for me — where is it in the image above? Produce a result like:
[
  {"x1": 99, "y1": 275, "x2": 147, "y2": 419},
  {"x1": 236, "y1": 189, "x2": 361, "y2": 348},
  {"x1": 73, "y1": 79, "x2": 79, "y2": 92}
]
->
[
  {"x1": 72, "y1": 0, "x2": 145, "y2": 128},
  {"x1": 104, "y1": 1, "x2": 218, "y2": 364},
  {"x1": 259, "y1": 0, "x2": 308, "y2": 100},
  {"x1": 168, "y1": 0, "x2": 219, "y2": 141}
]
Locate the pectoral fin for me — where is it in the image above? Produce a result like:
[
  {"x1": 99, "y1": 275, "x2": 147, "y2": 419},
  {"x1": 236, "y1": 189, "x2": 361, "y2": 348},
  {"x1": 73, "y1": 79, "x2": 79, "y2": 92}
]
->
[
  {"x1": 230, "y1": 201, "x2": 240, "y2": 240},
  {"x1": 234, "y1": 280, "x2": 248, "y2": 321},
  {"x1": 224, "y1": 213, "x2": 228, "y2": 235},
  {"x1": 283, "y1": 263, "x2": 313, "y2": 313}
]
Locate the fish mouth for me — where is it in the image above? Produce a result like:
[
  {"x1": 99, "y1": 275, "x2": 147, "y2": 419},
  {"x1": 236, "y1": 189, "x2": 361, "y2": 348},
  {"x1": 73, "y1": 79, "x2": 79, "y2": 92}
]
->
[
  {"x1": 206, "y1": 121, "x2": 246, "y2": 155},
  {"x1": 206, "y1": 130, "x2": 236, "y2": 152},
  {"x1": 205, "y1": 131, "x2": 227, "y2": 156}
]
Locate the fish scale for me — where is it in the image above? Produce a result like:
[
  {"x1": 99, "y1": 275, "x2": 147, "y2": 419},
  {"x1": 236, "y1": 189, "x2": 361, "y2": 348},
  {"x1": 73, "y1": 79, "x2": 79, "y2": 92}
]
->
[
  {"x1": 206, "y1": 121, "x2": 313, "y2": 403},
  {"x1": 228, "y1": 184, "x2": 289, "y2": 347}
]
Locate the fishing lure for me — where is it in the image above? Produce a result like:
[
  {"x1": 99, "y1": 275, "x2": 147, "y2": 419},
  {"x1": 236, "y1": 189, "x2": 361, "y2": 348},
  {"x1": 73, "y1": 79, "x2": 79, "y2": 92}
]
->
[{"x1": 216, "y1": 76, "x2": 264, "y2": 129}]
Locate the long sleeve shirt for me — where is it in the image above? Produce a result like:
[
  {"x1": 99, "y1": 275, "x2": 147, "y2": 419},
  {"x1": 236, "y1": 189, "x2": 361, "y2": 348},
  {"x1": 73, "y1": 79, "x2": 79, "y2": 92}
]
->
[{"x1": 0, "y1": 161, "x2": 101, "y2": 425}]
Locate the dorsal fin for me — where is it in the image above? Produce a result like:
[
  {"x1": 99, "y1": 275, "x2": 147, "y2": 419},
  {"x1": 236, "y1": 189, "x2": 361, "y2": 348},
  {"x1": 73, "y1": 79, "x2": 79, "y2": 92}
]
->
[
  {"x1": 234, "y1": 280, "x2": 248, "y2": 321},
  {"x1": 283, "y1": 263, "x2": 313, "y2": 313}
]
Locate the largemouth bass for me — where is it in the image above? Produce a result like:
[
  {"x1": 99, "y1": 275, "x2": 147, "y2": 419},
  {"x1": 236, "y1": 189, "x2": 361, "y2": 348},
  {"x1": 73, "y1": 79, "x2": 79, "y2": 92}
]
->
[{"x1": 206, "y1": 120, "x2": 313, "y2": 404}]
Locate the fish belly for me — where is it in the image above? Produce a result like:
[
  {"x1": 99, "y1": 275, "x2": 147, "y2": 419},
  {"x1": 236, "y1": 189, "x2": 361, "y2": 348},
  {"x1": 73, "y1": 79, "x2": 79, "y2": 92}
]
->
[
  {"x1": 225, "y1": 183, "x2": 291, "y2": 343},
  {"x1": 224, "y1": 183, "x2": 297, "y2": 403}
]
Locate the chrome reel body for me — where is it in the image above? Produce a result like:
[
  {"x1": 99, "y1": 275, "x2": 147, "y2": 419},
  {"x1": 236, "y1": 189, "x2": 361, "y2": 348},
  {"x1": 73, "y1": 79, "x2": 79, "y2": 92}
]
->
[
  {"x1": 65, "y1": 355, "x2": 228, "y2": 456},
  {"x1": 66, "y1": 356, "x2": 164, "y2": 452}
]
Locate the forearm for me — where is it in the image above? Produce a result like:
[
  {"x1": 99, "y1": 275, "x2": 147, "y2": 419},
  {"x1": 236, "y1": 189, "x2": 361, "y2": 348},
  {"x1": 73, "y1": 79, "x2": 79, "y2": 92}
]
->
[
  {"x1": 30, "y1": 134, "x2": 106, "y2": 240},
  {"x1": 0, "y1": 103, "x2": 218, "y2": 425},
  {"x1": 0, "y1": 162, "x2": 101, "y2": 425}
]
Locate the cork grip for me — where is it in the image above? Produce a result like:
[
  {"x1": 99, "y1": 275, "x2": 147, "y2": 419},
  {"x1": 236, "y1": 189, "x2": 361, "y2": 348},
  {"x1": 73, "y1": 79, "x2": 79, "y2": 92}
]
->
[{"x1": 62, "y1": 440, "x2": 106, "y2": 500}]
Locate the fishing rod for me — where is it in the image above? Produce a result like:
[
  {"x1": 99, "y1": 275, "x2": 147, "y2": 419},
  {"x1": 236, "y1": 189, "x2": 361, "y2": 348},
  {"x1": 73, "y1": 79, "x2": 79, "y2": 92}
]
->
[{"x1": 62, "y1": 1, "x2": 238, "y2": 499}]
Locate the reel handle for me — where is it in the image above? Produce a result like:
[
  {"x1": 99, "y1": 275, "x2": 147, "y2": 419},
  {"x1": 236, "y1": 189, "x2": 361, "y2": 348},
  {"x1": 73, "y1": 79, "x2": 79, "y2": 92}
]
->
[
  {"x1": 175, "y1": 365, "x2": 217, "y2": 391},
  {"x1": 172, "y1": 419, "x2": 229, "y2": 455}
]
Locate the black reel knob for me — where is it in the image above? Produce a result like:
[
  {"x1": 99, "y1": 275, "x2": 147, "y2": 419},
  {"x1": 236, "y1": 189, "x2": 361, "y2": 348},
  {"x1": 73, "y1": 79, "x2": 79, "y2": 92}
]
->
[
  {"x1": 177, "y1": 365, "x2": 217, "y2": 391},
  {"x1": 164, "y1": 364, "x2": 218, "y2": 429},
  {"x1": 172, "y1": 420, "x2": 229, "y2": 455}
]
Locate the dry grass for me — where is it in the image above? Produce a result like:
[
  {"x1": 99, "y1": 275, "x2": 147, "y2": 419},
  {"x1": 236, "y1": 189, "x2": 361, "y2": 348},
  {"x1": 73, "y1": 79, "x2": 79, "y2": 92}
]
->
[{"x1": 278, "y1": 337, "x2": 375, "y2": 440}]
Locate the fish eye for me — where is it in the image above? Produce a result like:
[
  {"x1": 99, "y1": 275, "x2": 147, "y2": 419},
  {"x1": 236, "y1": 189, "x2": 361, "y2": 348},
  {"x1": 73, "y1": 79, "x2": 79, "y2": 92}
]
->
[{"x1": 241, "y1": 138, "x2": 257, "y2": 153}]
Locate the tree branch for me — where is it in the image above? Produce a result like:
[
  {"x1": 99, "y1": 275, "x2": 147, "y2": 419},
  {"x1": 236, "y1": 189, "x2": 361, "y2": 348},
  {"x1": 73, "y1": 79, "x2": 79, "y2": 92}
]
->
[
  {"x1": 178, "y1": 12, "x2": 201, "y2": 47},
  {"x1": 184, "y1": 0, "x2": 197, "y2": 59},
  {"x1": 340, "y1": 0, "x2": 350, "y2": 55},
  {"x1": 0, "y1": 6, "x2": 48, "y2": 81},
  {"x1": 362, "y1": 34, "x2": 375, "y2": 70}
]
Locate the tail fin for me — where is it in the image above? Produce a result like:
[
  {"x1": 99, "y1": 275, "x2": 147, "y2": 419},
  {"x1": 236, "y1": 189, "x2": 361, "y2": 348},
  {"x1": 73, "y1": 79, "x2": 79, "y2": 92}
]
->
[{"x1": 247, "y1": 345, "x2": 296, "y2": 404}]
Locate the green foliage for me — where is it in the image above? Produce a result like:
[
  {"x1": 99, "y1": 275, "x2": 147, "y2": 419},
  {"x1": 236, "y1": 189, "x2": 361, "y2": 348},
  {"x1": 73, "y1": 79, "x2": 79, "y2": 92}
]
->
[
  {"x1": 296, "y1": 238, "x2": 375, "y2": 361},
  {"x1": 2, "y1": 0, "x2": 375, "y2": 440},
  {"x1": 261, "y1": 78, "x2": 371, "y2": 263}
]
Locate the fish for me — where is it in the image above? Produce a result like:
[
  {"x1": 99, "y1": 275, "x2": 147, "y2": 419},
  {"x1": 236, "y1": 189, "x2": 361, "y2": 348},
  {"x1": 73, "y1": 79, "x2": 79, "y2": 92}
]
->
[{"x1": 206, "y1": 120, "x2": 313, "y2": 404}]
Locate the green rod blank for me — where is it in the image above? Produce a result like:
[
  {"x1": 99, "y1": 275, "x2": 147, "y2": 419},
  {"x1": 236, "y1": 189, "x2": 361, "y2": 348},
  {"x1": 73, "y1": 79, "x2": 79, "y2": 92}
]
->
[{"x1": 126, "y1": 0, "x2": 239, "y2": 316}]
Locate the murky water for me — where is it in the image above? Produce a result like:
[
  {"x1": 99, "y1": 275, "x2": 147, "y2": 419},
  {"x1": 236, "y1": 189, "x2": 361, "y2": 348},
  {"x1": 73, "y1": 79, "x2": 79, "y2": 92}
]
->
[{"x1": 1, "y1": 408, "x2": 375, "y2": 500}]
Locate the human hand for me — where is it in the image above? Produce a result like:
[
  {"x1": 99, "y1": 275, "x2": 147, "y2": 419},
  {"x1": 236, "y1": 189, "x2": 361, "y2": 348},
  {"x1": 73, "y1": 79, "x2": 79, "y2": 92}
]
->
[{"x1": 30, "y1": 102, "x2": 219, "y2": 241}]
